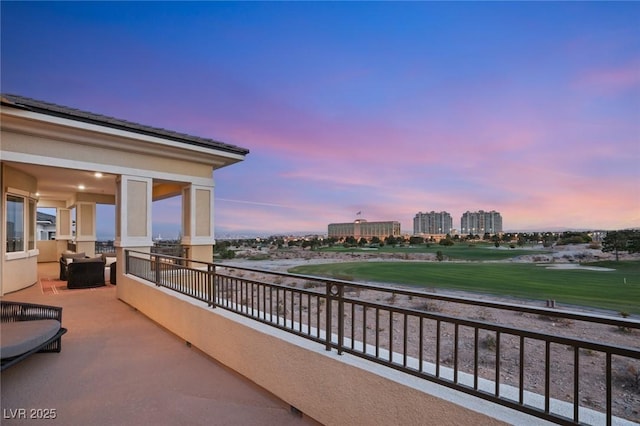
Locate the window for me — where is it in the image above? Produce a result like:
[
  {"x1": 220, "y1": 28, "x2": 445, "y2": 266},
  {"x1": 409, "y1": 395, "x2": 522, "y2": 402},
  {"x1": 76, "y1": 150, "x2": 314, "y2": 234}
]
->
[
  {"x1": 5, "y1": 194, "x2": 37, "y2": 253},
  {"x1": 6, "y1": 195, "x2": 24, "y2": 252}
]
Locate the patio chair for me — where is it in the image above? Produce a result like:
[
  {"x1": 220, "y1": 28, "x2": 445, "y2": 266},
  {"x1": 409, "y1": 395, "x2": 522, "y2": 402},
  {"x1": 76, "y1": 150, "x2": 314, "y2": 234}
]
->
[
  {"x1": 1, "y1": 301, "x2": 67, "y2": 371},
  {"x1": 59, "y1": 252, "x2": 87, "y2": 280}
]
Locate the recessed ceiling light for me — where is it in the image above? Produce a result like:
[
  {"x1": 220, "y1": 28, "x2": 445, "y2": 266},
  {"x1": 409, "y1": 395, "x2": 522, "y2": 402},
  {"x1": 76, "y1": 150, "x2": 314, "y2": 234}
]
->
[
  {"x1": 78, "y1": 184, "x2": 86, "y2": 190},
  {"x1": 94, "y1": 172, "x2": 103, "y2": 178},
  {"x1": 35, "y1": 192, "x2": 40, "y2": 197}
]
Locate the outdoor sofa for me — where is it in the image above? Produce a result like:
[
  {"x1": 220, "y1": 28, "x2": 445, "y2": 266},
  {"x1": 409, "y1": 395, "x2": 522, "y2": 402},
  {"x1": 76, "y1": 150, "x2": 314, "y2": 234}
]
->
[
  {"x1": 67, "y1": 257, "x2": 106, "y2": 289},
  {"x1": 1, "y1": 301, "x2": 67, "y2": 371},
  {"x1": 60, "y1": 252, "x2": 116, "y2": 287},
  {"x1": 59, "y1": 251, "x2": 87, "y2": 280}
]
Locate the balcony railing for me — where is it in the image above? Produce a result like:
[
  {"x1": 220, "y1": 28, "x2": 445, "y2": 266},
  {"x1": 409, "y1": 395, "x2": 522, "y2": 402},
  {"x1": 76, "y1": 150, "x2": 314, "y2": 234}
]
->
[
  {"x1": 125, "y1": 249, "x2": 640, "y2": 425},
  {"x1": 94, "y1": 241, "x2": 186, "y2": 256},
  {"x1": 95, "y1": 241, "x2": 115, "y2": 254}
]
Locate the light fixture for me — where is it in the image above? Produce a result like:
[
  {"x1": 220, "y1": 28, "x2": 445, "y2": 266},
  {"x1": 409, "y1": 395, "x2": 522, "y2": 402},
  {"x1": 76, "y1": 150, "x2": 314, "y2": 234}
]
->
[
  {"x1": 78, "y1": 184, "x2": 86, "y2": 190},
  {"x1": 94, "y1": 172, "x2": 103, "y2": 178}
]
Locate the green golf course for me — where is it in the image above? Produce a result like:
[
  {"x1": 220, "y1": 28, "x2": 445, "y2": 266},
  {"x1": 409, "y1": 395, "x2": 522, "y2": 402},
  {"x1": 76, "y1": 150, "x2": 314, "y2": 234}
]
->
[
  {"x1": 289, "y1": 260, "x2": 640, "y2": 314},
  {"x1": 318, "y1": 243, "x2": 549, "y2": 261}
]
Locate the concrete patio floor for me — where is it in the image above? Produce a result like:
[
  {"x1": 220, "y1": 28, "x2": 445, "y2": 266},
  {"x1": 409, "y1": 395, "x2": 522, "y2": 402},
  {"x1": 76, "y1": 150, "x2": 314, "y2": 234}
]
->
[{"x1": 1, "y1": 263, "x2": 320, "y2": 425}]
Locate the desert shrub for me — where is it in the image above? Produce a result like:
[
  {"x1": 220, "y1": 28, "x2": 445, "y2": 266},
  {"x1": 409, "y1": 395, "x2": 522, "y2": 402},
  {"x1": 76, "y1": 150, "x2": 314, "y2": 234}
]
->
[
  {"x1": 627, "y1": 365, "x2": 640, "y2": 390},
  {"x1": 618, "y1": 311, "x2": 633, "y2": 332},
  {"x1": 472, "y1": 308, "x2": 495, "y2": 322},
  {"x1": 420, "y1": 301, "x2": 442, "y2": 312},
  {"x1": 482, "y1": 334, "x2": 497, "y2": 351},
  {"x1": 537, "y1": 315, "x2": 574, "y2": 327},
  {"x1": 248, "y1": 253, "x2": 270, "y2": 261},
  {"x1": 345, "y1": 286, "x2": 362, "y2": 297}
]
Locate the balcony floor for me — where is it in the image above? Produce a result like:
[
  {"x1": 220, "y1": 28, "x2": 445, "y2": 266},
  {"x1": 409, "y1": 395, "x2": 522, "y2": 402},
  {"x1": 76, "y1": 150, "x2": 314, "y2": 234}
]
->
[{"x1": 1, "y1": 263, "x2": 319, "y2": 425}]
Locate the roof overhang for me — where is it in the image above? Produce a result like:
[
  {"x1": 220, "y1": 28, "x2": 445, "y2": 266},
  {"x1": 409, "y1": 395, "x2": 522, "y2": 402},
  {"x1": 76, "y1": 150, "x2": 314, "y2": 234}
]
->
[{"x1": 1, "y1": 94, "x2": 250, "y2": 205}]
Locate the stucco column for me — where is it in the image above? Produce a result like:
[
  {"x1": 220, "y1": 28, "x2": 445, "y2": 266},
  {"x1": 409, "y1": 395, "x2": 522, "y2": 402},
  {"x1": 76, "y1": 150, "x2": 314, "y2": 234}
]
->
[
  {"x1": 74, "y1": 202, "x2": 96, "y2": 256},
  {"x1": 115, "y1": 175, "x2": 153, "y2": 248},
  {"x1": 181, "y1": 184, "x2": 214, "y2": 263},
  {"x1": 114, "y1": 175, "x2": 153, "y2": 288},
  {"x1": 56, "y1": 207, "x2": 73, "y2": 251}
]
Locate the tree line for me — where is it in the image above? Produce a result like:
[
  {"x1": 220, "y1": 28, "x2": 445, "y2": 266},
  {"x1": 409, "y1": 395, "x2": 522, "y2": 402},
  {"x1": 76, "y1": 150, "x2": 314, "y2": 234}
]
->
[{"x1": 212, "y1": 229, "x2": 639, "y2": 261}]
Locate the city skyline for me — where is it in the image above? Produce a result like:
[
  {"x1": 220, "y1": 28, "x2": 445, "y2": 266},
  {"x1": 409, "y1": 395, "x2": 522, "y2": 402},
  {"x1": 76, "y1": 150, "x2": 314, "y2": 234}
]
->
[{"x1": 2, "y1": 2, "x2": 639, "y2": 237}]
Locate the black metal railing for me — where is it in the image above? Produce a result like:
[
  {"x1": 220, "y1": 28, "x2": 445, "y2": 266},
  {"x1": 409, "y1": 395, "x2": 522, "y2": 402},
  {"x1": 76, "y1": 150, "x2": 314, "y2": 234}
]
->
[
  {"x1": 126, "y1": 250, "x2": 213, "y2": 305},
  {"x1": 124, "y1": 250, "x2": 640, "y2": 425},
  {"x1": 94, "y1": 241, "x2": 186, "y2": 256},
  {"x1": 95, "y1": 241, "x2": 116, "y2": 254},
  {"x1": 151, "y1": 241, "x2": 187, "y2": 258}
]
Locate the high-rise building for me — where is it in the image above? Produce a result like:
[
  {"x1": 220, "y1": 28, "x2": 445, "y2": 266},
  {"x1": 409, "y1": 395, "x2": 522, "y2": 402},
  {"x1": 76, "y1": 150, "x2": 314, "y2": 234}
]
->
[
  {"x1": 460, "y1": 210, "x2": 503, "y2": 235},
  {"x1": 413, "y1": 211, "x2": 453, "y2": 235},
  {"x1": 328, "y1": 219, "x2": 401, "y2": 240}
]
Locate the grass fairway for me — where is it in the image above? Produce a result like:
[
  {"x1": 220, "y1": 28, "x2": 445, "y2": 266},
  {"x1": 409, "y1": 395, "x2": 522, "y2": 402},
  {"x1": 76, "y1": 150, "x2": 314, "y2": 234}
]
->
[
  {"x1": 289, "y1": 260, "x2": 640, "y2": 314},
  {"x1": 319, "y1": 244, "x2": 549, "y2": 261}
]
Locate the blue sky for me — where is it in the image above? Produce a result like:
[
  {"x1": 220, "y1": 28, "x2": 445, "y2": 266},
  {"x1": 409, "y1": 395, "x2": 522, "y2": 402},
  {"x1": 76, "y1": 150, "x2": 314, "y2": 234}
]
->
[{"x1": 2, "y1": 1, "x2": 639, "y2": 238}]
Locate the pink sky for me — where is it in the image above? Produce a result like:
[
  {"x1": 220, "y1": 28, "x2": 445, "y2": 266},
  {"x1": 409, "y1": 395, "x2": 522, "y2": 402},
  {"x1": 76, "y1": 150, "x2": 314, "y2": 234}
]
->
[{"x1": 3, "y1": 2, "x2": 638, "y2": 237}]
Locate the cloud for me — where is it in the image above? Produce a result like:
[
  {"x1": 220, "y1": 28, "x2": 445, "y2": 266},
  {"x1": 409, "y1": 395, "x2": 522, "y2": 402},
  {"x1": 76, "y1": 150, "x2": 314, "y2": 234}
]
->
[{"x1": 573, "y1": 60, "x2": 640, "y2": 95}]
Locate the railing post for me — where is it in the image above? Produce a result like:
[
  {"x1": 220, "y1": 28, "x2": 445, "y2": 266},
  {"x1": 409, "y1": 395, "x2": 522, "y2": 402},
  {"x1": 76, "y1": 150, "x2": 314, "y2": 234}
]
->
[
  {"x1": 154, "y1": 253, "x2": 161, "y2": 286},
  {"x1": 325, "y1": 282, "x2": 332, "y2": 351},
  {"x1": 337, "y1": 284, "x2": 344, "y2": 355},
  {"x1": 325, "y1": 282, "x2": 344, "y2": 354},
  {"x1": 208, "y1": 264, "x2": 216, "y2": 308}
]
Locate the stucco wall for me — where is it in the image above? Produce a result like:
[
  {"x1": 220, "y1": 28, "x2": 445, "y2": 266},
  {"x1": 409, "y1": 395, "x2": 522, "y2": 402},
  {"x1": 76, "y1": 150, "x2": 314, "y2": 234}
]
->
[
  {"x1": 117, "y1": 275, "x2": 512, "y2": 426},
  {"x1": 2, "y1": 255, "x2": 38, "y2": 294},
  {"x1": 36, "y1": 240, "x2": 59, "y2": 262},
  {"x1": 2, "y1": 164, "x2": 39, "y2": 295}
]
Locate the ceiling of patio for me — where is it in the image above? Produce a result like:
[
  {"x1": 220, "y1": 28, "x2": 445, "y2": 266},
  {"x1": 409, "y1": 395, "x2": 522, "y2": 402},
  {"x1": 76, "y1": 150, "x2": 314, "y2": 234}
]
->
[{"x1": 5, "y1": 161, "x2": 182, "y2": 204}]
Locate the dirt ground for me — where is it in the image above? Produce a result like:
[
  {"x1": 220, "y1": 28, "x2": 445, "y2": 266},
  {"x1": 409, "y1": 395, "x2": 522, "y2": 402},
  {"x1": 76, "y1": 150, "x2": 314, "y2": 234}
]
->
[{"x1": 219, "y1": 244, "x2": 640, "y2": 423}]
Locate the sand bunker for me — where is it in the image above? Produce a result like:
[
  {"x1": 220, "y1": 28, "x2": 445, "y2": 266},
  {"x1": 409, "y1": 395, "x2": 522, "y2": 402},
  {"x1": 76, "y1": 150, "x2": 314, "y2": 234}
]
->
[{"x1": 539, "y1": 263, "x2": 615, "y2": 271}]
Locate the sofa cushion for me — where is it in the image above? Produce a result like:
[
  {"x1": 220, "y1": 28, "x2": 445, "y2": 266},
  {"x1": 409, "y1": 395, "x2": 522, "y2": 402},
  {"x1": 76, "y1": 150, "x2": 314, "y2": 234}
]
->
[
  {"x1": 73, "y1": 256, "x2": 104, "y2": 264},
  {"x1": 62, "y1": 252, "x2": 86, "y2": 260},
  {"x1": 0, "y1": 320, "x2": 60, "y2": 359}
]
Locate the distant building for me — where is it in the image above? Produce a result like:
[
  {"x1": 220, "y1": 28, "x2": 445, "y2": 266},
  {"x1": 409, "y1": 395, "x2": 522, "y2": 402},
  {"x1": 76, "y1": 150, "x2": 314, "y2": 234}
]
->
[
  {"x1": 328, "y1": 219, "x2": 401, "y2": 240},
  {"x1": 460, "y1": 210, "x2": 503, "y2": 235},
  {"x1": 36, "y1": 211, "x2": 56, "y2": 240},
  {"x1": 413, "y1": 211, "x2": 453, "y2": 235}
]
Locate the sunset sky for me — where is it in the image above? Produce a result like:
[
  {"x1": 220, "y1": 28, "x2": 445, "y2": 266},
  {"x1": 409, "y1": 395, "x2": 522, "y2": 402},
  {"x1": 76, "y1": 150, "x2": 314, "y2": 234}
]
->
[{"x1": 2, "y1": 2, "x2": 639, "y2": 238}]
